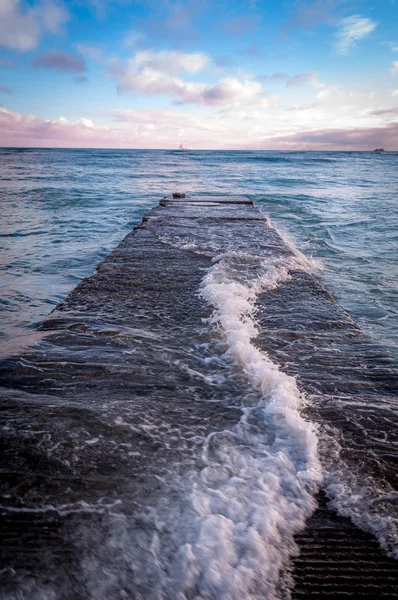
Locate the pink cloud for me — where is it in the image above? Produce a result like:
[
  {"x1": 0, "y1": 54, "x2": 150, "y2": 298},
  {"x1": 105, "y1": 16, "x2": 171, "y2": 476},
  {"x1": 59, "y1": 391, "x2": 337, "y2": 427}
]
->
[
  {"x1": 0, "y1": 107, "x2": 133, "y2": 148},
  {"x1": 259, "y1": 123, "x2": 398, "y2": 150},
  {"x1": 32, "y1": 50, "x2": 86, "y2": 73},
  {"x1": 1, "y1": 106, "x2": 397, "y2": 151},
  {"x1": 0, "y1": 85, "x2": 12, "y2": 94},
  {"x1": 369, "y1": 107, "x2": 398, "y2": 117}
]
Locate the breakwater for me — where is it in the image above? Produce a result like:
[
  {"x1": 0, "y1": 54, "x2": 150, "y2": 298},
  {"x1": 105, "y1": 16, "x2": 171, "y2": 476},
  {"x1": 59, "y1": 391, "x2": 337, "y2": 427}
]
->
[{"x1": 0, "y1": 194, "x2": 397, "y2": 599}]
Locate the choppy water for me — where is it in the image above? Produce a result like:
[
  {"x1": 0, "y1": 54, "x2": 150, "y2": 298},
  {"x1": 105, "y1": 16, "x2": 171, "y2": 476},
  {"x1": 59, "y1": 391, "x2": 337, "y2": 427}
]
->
[
  {"x1": 1, "y1": 148, "x2": 397, "y2": 358},
  {"x1": 0, "y1": 148, "x2": 397, "y2": 598}
]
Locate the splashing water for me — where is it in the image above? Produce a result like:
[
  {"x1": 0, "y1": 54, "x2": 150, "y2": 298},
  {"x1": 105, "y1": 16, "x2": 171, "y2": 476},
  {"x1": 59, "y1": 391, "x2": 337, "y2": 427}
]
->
[{"x1": 163, "y1": 252, "x2": 323, "y2": 599}]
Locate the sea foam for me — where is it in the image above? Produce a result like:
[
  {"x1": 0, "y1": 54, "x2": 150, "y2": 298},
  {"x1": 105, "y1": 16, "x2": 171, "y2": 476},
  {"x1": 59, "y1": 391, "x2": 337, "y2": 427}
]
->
[{"x1": 166, "y1": 251, "x2": 323, "y2": 599}]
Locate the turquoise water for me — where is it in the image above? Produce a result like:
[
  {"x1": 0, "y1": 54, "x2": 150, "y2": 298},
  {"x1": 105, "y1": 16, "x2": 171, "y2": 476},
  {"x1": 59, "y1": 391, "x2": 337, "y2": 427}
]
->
[
  {"x1": 0, "y1": 148, "x2": 397, "y2": 359},
  {"x1": 1, "y1": 148, "x2": 398, "y2": 596}
]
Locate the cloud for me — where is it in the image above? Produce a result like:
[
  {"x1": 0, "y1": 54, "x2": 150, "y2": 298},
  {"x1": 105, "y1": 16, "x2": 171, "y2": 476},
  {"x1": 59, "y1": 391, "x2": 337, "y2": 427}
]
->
[
  {"x1": 265, "y1": 123, "x2": 398, "y2": 150},
  {"x1": 0, "y1": 105, "x2": 224, "y2": 149},
  {"x1": 335, "y1": 15, "x2": 377, "y2": 55},
  {"x1": 123, "y1": 30, "x2": 145, "y2": 48},
  {"x1": 287, "y1": 102, "x2": 319, "y2": 111},
  {"x1": 117, "y1": 71, "x2": 268, "y2": 108},
  {"x1": 315, "y1": 84, "x2": 344, "y2": 100},
  {"x1": 109, "y1": 49, "x2": 272, "y2": 107},
  {"x1": 391, "y1": 61, "x2": 398, "y2": 75},
  {"x1": 32, "y1": 51, "x2": 86, "y2": 73},
  {"x1": 286, "y1": 71, "x2": 323, "y2": 87},
  {"x1": 129, "y1": 50, "x2": 210, "y2": 75},
  {"x1": 392, "y1": 89, "x2": 398, "y2": 97},
  {"x1": 369, "y1": 107, "x2": 398, "y2": 116},
  {"x1": 0, "y1": 86, "x2": 12, "y2": 94},
  {"x1": 181, "y1": 78, "x2": 269, "y2": 107},
  {"x1": 0, "y1": 58, "x2": 18, "y2": 69},
  {"x1": 1, "y1": 104, "x2": 397, "y2": 151},
  {"x1": 73, "y1": 75, "x2": 88, "y2": 83},
  {"x1": 256, "y1": 71, "x2": 322, "y2": 88},
  {"x1": 0, "y1": 0, "x2": 69, "y2": 52},
  {"x1": 0, "y1": 106, "x2": 128, "y2": 148}
]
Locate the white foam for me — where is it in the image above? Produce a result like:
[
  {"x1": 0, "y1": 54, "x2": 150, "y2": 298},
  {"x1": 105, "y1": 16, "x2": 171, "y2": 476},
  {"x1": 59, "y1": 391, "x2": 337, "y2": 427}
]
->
[{"x1": 165, "y1": 251, "x2": 323, "y2": 599}]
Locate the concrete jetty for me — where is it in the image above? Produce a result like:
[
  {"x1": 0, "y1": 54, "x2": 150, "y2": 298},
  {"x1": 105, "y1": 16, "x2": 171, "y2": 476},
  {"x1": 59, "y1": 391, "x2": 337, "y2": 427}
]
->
[{"x1": 0, "y1": 194, "x2": 397, "y2": 598}]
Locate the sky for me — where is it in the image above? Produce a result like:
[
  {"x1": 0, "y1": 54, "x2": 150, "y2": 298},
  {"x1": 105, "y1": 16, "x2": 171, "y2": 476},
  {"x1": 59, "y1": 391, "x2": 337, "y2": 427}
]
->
[{"x1": 0, "y1": 0, "x2": 397, "y2": 149}]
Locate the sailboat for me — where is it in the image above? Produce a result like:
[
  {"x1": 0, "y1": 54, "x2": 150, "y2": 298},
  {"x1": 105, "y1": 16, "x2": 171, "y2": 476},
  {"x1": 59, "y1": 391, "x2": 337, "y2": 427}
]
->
[{"x1": 178, "y1": 138, "x2": 192, "y2": 151}]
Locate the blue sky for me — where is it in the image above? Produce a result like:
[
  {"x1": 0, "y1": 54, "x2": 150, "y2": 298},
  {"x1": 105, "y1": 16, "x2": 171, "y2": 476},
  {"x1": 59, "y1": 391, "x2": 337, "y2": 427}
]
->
[{"x1": 0, "y1": 0, "x2": 397, "y2": 148}]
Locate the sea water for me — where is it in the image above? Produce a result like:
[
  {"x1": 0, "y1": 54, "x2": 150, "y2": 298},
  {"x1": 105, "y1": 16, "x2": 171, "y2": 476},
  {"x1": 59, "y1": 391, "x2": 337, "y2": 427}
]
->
[
  {"x1": 1, "y1": 148, "x2": 397, "y2": 359},
  {"x1": 0, "y1": 148, "x2": 397, "y2": 597}
]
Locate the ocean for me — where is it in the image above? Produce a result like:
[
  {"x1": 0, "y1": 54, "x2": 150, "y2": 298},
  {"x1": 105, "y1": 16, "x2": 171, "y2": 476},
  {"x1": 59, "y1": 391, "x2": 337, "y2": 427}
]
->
[
  {"x1": 1, "y1": 148, "x2": 397, "y2": 358},
  {"x1": 0, "y1": 148, "x2": 397, "y2": 598}
]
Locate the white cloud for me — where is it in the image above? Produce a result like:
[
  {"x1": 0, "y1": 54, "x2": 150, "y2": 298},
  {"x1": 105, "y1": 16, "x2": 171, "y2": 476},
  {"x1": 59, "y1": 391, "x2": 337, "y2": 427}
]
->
[
  {"x1": 183, "y1": 78, "x2": 269, "y2": 107},
  {"x1": 2, "y1": 97, "x2": 397, "y2": 151},
  {"x1": 391, "y1": 61, "x2": 398, "y2": 75},
  {"x1": 0, "y1": 0, "x2": 69, "y2": 52},
  {"x1": 123, "y1": 30, "x2": 145, "y2": 48},
  {"x1": 335, "y1": 15, "x2": 377, "y2": 55},
  {"x1": 130, "y1": 50, "x2": 210, "y2": 75},
  {"x1": 315, "y1": 85, "x2": 344, "y2": 100},
  {"x1": 116, "y1": 70, "x2": 269, "y2": 107},
  {"x1": 286, "y1": 72, "x2": 324, "y2": 88},
  {"x1": 109, "y1": 49, "x2": 269, "y2": 108},
  {"x1": 392, "y1": 89, "x2": 398, "y2": 96}
]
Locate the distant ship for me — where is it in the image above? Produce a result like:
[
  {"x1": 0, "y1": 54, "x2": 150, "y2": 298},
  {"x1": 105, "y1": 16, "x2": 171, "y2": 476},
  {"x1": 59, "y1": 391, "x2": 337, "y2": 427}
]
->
[
  {"x1": 178, "y1": 141, "x2": 192, "y2": 151},
  {"x1": 373, "y1": 148, "x2": 385, "y2": 153}
]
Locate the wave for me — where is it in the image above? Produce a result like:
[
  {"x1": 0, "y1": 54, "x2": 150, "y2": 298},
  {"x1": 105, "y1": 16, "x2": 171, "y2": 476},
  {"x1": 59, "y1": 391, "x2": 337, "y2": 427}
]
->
[
  {"x1": 163, "y1": 250, "x2": 323, "y2": 599},
  {"x1": 156, "y1": 214, "x2": 398, "y2": 589}
]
